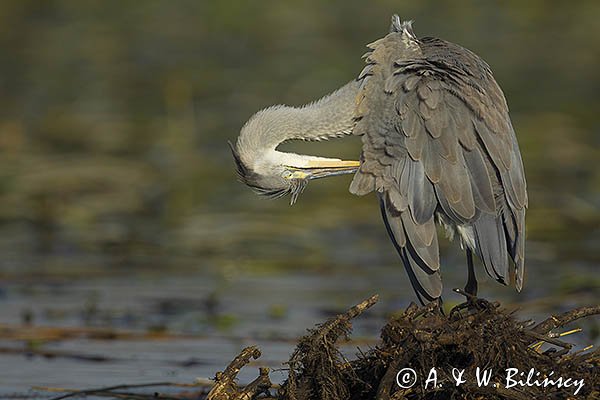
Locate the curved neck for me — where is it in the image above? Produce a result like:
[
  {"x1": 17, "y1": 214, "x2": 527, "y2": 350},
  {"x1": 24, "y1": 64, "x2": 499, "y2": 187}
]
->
[
  {"x1": 236, "y1": 80, "x2": 360, "y2": 165},
  {"x1": 288, "y1": 79, "x2": 361, "y2": 142}
]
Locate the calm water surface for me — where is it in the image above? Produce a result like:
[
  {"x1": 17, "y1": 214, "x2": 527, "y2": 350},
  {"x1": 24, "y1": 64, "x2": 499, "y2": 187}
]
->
[{"x1": 0, "y1": 257, "x2": 597, "y2": 399}]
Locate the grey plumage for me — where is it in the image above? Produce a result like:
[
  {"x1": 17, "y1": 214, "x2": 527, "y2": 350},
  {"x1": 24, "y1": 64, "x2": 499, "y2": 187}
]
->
[
  {"x1": 233, "y1": 15, "x2": 527, "y2": 302},
  {"x1": 350, "y1": 15, "x2": 527, "y2": 300}
]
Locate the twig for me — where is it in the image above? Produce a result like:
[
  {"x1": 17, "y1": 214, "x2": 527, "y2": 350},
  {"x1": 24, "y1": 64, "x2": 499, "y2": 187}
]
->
[
  {"x1": 346, "y1": 294, "x2": 380, "y2": 319},
  {"x1": 524, "y1": 330, "x2": 573, "y2": 349},
  {"x1": 207, "y1": 346, "x2": 262, "y2": 400},
  {"x1": 67, "y1": 391, "x2": 182, "y2": 400},
  {"x1": 0, "y1": 346, "x2": 115, "y2": 363},
  {"x1": 532, "y1": 305, "x2": 600, "y2": 334},
  {"x1": 46, "y1": 382, "x2": 187, "y2": 400},
  {"x1": 376, "y1": 350, "x2": 409, "y2": 400},
  {"x1": 233, "y1": 367, "x2": 272, "y2": 400},
  {"x1": 315, "y1": 294, "x2": 379, "y2": 342}
]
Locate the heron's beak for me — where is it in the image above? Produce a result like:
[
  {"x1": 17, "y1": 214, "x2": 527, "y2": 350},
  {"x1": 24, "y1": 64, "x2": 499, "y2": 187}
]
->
[
  {"x1": 306, "y1": 159, "x2": 361, "y2": 169},
  {"x1": 286, "y1": 160, "x2": 360, "y2": 180},
  {"x1": 307, "y1": 163, "x2": 360, "y2": 179}
]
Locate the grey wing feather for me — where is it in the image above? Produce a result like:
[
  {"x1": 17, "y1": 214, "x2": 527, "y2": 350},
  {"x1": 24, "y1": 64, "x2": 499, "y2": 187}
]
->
[
  {"x1": 473, "y1": 212, "x2": 509, "y2": 282},
  {"x1": 350, "y1": 32, "x2": 527, "y2": 297},
  {"x1": 405, "y1": 159, "x2": 437, "y2": 224},
  {"x1": 380, "y1": 195, "x2": 442, "y2": 302}
]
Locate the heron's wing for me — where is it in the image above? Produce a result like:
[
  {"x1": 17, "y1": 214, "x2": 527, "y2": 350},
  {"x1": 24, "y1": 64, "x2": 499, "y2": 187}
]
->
[{"x1": 349, "y1": 33, "x2": 527, "y2": 299}]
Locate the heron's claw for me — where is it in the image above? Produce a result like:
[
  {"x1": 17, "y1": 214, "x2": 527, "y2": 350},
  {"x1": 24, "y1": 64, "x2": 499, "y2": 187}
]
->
[{"x1": 450, "y1": 288, "x2": 494, "y2": 316}]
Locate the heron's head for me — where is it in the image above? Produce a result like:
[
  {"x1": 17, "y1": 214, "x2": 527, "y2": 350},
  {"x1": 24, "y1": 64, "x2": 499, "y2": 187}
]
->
[{"x1": 231, "y1": 106, "x2": 359, "y2": 205}]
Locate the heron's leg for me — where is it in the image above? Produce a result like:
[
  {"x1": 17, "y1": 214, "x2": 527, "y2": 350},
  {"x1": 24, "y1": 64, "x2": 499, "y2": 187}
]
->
[
  {"x1": 436, "y1": 297, "x2": 445, "y2": 315},
  {"x1": 464, "y1": 248, "x2": 477, "y2": 297}
]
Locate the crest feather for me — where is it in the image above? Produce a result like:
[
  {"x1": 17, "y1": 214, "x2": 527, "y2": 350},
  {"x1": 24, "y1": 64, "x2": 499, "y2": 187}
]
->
[{"x1": 390, "y1": 14, "x2": 416, "y2": 40}]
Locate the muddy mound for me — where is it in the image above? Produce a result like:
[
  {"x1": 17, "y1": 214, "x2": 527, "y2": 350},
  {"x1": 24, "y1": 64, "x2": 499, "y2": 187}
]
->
[
  {"x1": 210, "y1": 295, "x2": 599, "y2": 400},
  {"x1": 46, "y1": 296, "x2": 599, "y2": 400}
]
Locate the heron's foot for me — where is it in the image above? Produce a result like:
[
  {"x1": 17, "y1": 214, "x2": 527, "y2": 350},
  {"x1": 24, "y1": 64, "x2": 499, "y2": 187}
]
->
[{"x1": 450, "y1": 288, "x2": 492, "y2": 315}]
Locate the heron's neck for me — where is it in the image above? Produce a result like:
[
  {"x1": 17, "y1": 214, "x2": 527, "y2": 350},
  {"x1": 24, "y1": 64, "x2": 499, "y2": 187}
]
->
[
  {"x1": 287, "y1": 80, "x2": 360, "y2": 142},
  {"x1": 237, "y1": 80, "x2": 360, "y2": 161}
]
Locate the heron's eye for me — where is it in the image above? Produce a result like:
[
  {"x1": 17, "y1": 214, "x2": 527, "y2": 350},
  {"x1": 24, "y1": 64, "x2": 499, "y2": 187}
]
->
[{"x1": 284, "y1": 169, "x2": 310, "y2": 180}]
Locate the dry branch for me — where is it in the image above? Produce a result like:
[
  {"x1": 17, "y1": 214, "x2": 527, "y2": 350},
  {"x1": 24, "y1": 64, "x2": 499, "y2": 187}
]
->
[{"x1": 532, "y1": 305, "x2": 600, "y2": 334}]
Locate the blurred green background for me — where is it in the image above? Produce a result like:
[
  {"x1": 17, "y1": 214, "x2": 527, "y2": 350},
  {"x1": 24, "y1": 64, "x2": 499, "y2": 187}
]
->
[
  {"x1": 0, "y1": 0, "x2": 598, "y2": 292},
  {"x1": 0, "y1": 2, "x2": 599, "y2": 393}
]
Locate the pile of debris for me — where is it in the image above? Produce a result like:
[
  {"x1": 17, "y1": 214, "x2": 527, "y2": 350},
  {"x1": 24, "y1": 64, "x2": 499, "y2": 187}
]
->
[
  {"x1": 209, "y1": 295, "x2": 599, "y2": 400},
  {"x1": 47, "y1": 295, "x2": 599, "y2": 400}
]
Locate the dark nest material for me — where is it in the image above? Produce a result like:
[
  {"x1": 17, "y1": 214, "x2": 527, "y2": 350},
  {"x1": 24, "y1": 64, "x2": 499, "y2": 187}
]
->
[
  {"x1": 47, "y1": 295, "x2": 599, "y2": 400},
  {"x1": 208, "y1": 295, "x2": 599, "y2": 400}
]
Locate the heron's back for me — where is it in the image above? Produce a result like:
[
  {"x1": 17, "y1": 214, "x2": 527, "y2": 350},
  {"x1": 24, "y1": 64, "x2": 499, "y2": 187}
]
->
[{"x1": 349, "y1": 20, "x2": 527, "y2": 301}]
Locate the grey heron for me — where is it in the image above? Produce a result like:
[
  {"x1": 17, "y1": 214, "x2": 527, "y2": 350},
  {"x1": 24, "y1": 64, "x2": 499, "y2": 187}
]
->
[{"x1": 231, "y1": 16, "x2": 527, "y2": 304}]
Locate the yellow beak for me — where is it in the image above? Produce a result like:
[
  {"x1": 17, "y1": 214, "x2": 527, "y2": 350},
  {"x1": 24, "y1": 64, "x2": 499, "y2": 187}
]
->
[
  {"x1": 286, "y1": 159, "x2": 360, "y2": 180},
  {"x1": 306, "y1": 160, "x2": 361, "y2": 168}
]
